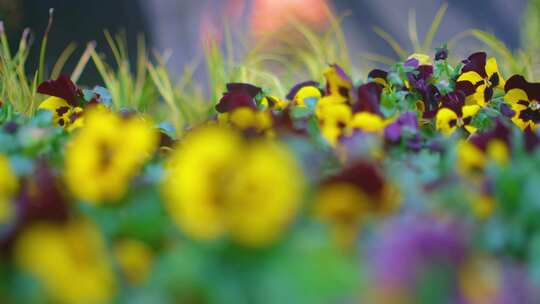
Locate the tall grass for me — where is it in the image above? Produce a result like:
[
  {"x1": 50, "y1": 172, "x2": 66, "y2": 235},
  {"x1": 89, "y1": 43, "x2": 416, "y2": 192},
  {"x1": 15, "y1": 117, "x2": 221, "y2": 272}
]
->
[
  {"x1": 363, "y1": 3, "x2": 448, "y2": 66},
  {"x1": 89, "y1": 31, "x2": 158, "y2": 111},
  {"x1": 0, "y1": 9, "x2": 90, "y2": 119}
]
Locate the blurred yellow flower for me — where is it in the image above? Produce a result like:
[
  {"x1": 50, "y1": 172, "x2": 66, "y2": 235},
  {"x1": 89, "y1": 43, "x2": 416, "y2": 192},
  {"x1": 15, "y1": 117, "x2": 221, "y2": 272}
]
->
[
  {"x1": 316, "y1": 103, "x2": 351, "y2": 146},
  {"x1": 65, "y1": 108, "x2": 158, "y2": 203},
  {"x1": 323, "y1": 64, "x2": 352, "y2": 102},
  {"x1": 227, "y1": 107, "x2": 273, "y2": 136},
  {"x1": 349, "y1": 112, "x2": 387, "y2": 134},
  {"x1": 315, "y1": 161, "x2": 398, "y2": 247},
  {"x1": 163, "y1": 126, "x2": 304, "y2": 247},
  {"x1": 459, "y1": 256, "x2": 502, "y2": 304},
  {"x1": 15, "y1": 219, "x2": 116, "y2": 304},
  {"x1": 114, "y1": 239, "x2": 153, "y2": 285},
  {"x1": 293, "y1": 85, "x2": 321, "y2": 107},
  {"x1": 0, "y1": 154, "x2": 17, "y2": 224}
]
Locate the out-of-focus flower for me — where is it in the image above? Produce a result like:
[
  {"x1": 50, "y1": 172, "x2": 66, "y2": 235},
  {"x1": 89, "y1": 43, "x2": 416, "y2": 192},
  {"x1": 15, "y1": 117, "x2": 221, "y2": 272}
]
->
[
  {"x1": 114, "y1": 239, "x2": 153, "y2": 285},
  {"x1": 458, "y1": 120, "x2": 511, "y2": 176},
  {"x1": 459, "y1": 256, "x2": 533, "y2": 304},
  {"x1": 324, "y1": 64, "x2": 353, "y2": 102},
  {"x1": 367, "y1": 69, "x2": 389, "y2": 88},
  {"x1": 456, "y1": 52, "x2": 504, "y2": 107},
  {"x1": 367, "y1": 216, "x2": 467, "y2": 303},
  {"x1": 163, "y1": 126, "x2": 304, "y2": 247},
  {"x1": 405, "y1": 53, "x2": 432, "y2": 68},
  {"x1": 315, "y1": 160, "x2": 398, "y2": 247},
  {"x1": 1, "y1": 162, "x2": 70, "y2": 254},
  {"x1": 0, "y1": 155, "x2": 17, "y2": 224},
  {"x1": 504, "y1": 75, "x2": 540, "y2": 130},
  {"x1": 349, "y1": 112, "x2": 386, "y2": 134},
  {"x1": 227, "y1": 107, "x2": 274, "y2": 136},
  {"x1": 215, "y1": 83, "x2": 275, "y2": 136},
  {"x1": 436, "y1": 91, "x2": 480, "y2": 136},
  {"x1": 468, "y1": 183, "x2": 495, "y2": 219},
  {"x1": 287, "y1": 81, "x2": 322, "y2": 107},
  {"x1": 37, "y1": 75, "x2": 84, "y2": 130},
  {"x1": 14, "y1": 219, "x2": 116, "y2": 304},
  {"x1": 384, "y1": 112, "x2": 422, "y2": 150},
  {"x1": 316, "y1": 102, "x2": 352, "y2": 146},
  {"x1": 215, "y1": 83, "x2": 261, "y2": 113},
  {"x1": 64, "y1": 108, "x2": 158, "y2": 203},
  {"x1": 353, "y1": 82, "x2": 383, "y2": 115},
  {"x1": 348, "y1": 82, "x2": 388, "y2": 135}
]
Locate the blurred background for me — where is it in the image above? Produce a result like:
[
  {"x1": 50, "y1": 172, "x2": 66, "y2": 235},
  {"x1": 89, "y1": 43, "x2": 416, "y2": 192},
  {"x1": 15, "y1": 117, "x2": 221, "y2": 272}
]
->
[{"x1": 0, "y1": 0, "x2": 528, "y2": 84}]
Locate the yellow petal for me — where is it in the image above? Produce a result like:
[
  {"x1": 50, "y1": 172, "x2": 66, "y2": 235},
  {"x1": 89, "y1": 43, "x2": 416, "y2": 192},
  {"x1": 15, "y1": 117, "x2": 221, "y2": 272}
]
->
[
  {"x1": 457, "y1": 71, "x2": 483, "y2": 84},
  {"x1": 463, "y1": 105, "x2": 481, "y2": 118},
  {"x1": 349, "y1": 112, "x2": 385, "y2": 133},
  {"x1": 504, "y1": 88, "x2": 528, "y2": 104},
  {"x1": 407, "y1": 53, "x2": 431, "y2": 65},
  {"x1": 485, "y1": 57, "x2": 505, "y2": 88},
  {"x1": 436, "y1": 108, "x2": 458, "y2": 136},
  {"x1": 38, "y1": 96, "x2": 70, "y2": 112}
]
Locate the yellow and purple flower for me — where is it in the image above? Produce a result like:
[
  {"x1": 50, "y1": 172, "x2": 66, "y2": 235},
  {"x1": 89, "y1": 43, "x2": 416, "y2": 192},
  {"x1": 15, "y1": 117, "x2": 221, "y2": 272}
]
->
[
  {"x1": 503, "y1": 74, "x2": 540, "y2": 130},
  {"x1": 216, "y1": 83, "x2": 274, "y2": 136},
  {"x1": 315, "y1": 160, "x2": 398, "y2": 247},
  {"x1": 287, "y1": 80, "x2": 322, "y2": 108},
  {"x1": 37, "y1": 75, "x2": 84, "y2": 129},
  {"x1": 324, "y1": 64, "x2": 353, "y2": 103},
  {"x1": 456, "y1": 52, "x2": 505, "y2": 107},
  {"x1": 435, "y1": 91, "x2": 480, "y2": 136},
  {"x1": 64, "y1": 108, "x2": 158, "y2": 203}
]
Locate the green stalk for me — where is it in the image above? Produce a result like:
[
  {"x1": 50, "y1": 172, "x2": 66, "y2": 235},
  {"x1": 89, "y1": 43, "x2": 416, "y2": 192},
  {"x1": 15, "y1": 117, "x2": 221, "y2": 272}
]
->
[{"x1": 38, "y1": 8, "x2": 54, "y2": 83}]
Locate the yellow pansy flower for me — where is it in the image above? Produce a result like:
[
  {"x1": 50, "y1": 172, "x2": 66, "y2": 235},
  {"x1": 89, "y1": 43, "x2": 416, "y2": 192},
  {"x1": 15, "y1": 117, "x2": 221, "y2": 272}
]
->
[
  {"x1": 456, "y1": 52, "x2": 505, "y2": 107},
  {"x1": 15, "y1": 219, "x2": 116, "y2": 304},
  {"x1": 64, "y1": 108, "x2": 158, "y2": 203},
  {"x1": 163, "y1": 126, "x2": 304, "y2": 247}
]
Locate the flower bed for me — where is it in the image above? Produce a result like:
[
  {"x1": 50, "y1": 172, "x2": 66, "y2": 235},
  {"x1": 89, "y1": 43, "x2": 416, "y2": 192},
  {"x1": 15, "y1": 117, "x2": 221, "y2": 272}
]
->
[{"x1": 2, "y1": 16, "x2": 540, "y2": 304}]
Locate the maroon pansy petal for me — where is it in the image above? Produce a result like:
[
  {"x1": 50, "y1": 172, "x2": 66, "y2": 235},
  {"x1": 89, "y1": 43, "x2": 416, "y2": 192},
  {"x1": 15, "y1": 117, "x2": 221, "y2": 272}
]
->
[
  {"x1": 37, "y1": 74, "x2": 80, "y2": 105},
  {"x1": 215, "y1": 91, "x2": 257, "y2": 113},
  {"x1": 368, "y1": 69, "x2": 388, "y2": 80},
  {"x1": 439, "y1": 91, "x2": 466, "y2": 116},
  {"x1": 353, "y1": 82, "x2": 383, "y2": 114},
  {"x1": 323, "y1": 161, "x2": 385, "y2": 198},
  {"x1": 469, "y1": 120, "x2": 511, "y2": 152},
  {"x1": 226, "y1": 83, "x2": 262, "y2": 98},
  {"x1": 455, "y1": 80, "x2": 477, "y2": 96},
  {"x1": 461, "y1": 52, "x2": 487, "y2": 78}
]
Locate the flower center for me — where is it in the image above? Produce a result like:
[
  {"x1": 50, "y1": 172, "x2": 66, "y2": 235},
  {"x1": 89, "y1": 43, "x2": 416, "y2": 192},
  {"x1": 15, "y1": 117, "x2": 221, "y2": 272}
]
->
[
  {"x1": 530, "y1": 100, "x2": 540, "y2": 111},
  {"x1": 483, "y1": 78, "x2": 492, "y2": 88},
  {"x1": 456, "y1": 117, "x2": 465, "y2": 127}
]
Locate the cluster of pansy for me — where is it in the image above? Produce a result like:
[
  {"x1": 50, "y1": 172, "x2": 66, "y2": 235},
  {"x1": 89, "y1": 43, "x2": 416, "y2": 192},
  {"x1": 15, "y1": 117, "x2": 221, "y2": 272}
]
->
[{"x1": 3, "y1": 47, "x2": 540, "y2": 304}]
